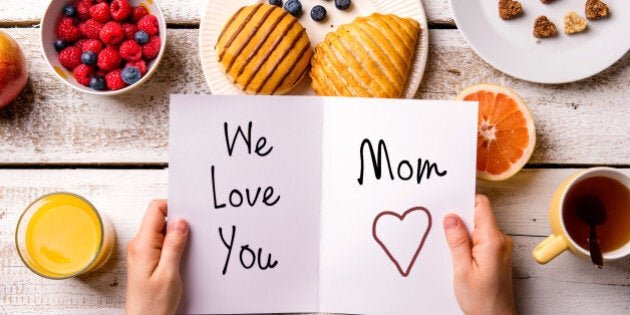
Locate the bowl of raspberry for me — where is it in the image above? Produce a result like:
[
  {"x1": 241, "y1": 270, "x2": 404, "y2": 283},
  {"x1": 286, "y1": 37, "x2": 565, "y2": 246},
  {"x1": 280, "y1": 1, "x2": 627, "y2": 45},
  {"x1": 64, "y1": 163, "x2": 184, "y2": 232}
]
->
[{"x1": 41, "y1": 0, "x2": 166, "y2": 95}]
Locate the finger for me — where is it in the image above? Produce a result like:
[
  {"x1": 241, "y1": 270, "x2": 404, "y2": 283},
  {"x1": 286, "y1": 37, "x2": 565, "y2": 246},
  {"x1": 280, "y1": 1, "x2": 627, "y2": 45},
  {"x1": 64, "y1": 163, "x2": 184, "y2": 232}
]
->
[
  {"x1": 127, "y1": 199, "x2": 168, "y2": 275},
  {"x1": 156, "y1": 218, "x2": 190, "y2": 275},
  {"x1": 443, "y1": 213, "x2": 472, "y2": 275},
  {"x1": 136, "y1": 199, "x2": 168, "y2": 241},
  {"x1": 473, "y1": 194, "x2": 501, "y2": 237}
]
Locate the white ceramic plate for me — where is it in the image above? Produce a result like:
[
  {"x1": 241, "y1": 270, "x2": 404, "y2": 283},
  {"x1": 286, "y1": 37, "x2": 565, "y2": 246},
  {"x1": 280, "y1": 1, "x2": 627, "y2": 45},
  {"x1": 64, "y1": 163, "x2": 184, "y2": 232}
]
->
[
  {"x1": 450, "y1": 0, "x2": 630, "y2": 84},
  {"x1": 199, "y1": 0, "x2": 428, "y2": 97}
]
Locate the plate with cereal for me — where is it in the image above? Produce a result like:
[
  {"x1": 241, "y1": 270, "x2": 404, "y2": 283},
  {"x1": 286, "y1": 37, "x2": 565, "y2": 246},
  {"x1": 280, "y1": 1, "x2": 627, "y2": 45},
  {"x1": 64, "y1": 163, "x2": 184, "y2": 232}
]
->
[
  {"x1": 199, "y1": 0, "x2": 428, "y2": 97},
  {"x1": 450, "y1": 0, "x2": 630, "y2": 83}
]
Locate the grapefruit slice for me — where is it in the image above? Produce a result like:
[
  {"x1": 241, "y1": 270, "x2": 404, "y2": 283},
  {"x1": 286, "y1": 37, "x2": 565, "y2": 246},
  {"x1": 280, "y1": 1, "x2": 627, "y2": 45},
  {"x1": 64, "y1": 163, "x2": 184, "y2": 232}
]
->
[{"x1": 455, "y1": 84, "x2": 536, "y2": 181}]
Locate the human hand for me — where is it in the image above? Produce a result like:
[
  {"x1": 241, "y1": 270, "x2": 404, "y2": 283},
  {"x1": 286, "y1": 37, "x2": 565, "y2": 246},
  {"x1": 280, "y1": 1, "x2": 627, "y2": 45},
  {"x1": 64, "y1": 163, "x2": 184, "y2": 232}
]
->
[
  {"x1": 126, "y1": 199, "x2": 189, "y2": 315},
  {"x1": 443, "y1": 194, "x2": 515, "y2": 315}
]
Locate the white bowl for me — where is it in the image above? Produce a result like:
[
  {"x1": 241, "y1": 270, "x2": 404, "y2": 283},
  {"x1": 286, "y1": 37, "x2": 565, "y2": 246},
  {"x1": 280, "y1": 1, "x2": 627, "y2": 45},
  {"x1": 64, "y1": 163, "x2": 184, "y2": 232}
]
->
[{"x1": 40, "y1": 0, "x2": 167, "y2": 95}]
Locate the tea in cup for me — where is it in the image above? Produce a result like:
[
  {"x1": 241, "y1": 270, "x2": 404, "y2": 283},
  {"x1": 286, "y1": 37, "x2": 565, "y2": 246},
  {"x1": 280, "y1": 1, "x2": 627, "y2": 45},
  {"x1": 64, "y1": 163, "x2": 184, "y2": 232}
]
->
[
  {"x1": 15, "y1": 192, "x2": 116, "y2": 279},
  {"x1": 532, "y1": 167, "x2": 630, "y2": 264}
]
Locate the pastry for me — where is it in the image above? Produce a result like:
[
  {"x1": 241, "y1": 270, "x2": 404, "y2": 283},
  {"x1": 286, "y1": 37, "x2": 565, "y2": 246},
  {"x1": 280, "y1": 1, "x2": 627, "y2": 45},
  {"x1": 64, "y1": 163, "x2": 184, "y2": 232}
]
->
[
  {"x1": 585, "y1": 0, "x2": 609, "y2": 20},
  {"x1": 499, "y1": 0, "x2": 523, "y2": 20},
  {"x1": 533, "y1": 16, "x2": 557, "y2": 38},
  {"x1": 309, "y1": 13, "x2": 420, "y2": 98},
  {"x1": 216, "y1": 4, "x2": 312, "y2": 95},
  {"x1": 564, "y1": 12, "x2": 588, "y2": 34}
]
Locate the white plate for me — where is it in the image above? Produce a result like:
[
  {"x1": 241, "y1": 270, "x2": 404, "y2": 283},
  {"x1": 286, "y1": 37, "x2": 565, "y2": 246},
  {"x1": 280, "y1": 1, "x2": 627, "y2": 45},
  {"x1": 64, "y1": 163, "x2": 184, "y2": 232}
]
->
[
  {"x1": 450, "y1": 0, "x2": 630, "y2": 84},
  {"x1": 199, "y1": 0, "x2": 428, "y2": 97}
]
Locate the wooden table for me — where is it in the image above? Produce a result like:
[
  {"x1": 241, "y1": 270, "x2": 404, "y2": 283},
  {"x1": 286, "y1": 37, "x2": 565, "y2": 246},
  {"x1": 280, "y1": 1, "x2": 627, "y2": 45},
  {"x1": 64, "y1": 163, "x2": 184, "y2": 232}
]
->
[{"x1": 1, "y1": 0, "x2": 629, "y2": 314}]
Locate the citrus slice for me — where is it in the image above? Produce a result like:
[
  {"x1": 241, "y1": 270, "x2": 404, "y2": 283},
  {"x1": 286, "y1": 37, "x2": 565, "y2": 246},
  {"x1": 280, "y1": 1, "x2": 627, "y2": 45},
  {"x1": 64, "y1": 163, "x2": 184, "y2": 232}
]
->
[{"x1": 455, "y1": 84, "x2": 536, "y2": 181}]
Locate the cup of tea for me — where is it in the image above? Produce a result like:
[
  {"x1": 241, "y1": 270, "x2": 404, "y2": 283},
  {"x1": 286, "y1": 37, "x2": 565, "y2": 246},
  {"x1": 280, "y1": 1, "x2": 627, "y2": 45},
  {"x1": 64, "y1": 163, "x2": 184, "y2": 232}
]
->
[
  {"x1": 532, "y1": 167, "x2": 630, "y2": 264},
  {"x1": 15, "y1": 192, "x2": 116, "y2": 279}
]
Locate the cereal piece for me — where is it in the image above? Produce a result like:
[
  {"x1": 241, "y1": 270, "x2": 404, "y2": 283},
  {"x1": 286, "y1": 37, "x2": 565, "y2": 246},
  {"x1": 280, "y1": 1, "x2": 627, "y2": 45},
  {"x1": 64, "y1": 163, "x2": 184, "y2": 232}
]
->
[
  {"x1": 499, "y1": 0, "x2": 522, "y2": 20},
  {"x1": 564, "y1": 12, "x2": 588, "y2": 34},
  {"x1": 585, "y1": 0, "x2": 609, "y2": 20},
  {"x1": 540, "y1": 0, "x2": 554, "y2": 3},
  {"x1": 533, "y1": 16, "x2": 557, "y2": 38}
]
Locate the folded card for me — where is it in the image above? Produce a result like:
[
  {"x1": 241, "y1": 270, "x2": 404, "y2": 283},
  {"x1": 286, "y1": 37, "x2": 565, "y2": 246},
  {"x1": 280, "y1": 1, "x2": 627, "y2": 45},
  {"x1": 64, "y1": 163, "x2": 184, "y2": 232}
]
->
[{"x1": 168, "y1": 95, "x2": 478, "y2": 314}]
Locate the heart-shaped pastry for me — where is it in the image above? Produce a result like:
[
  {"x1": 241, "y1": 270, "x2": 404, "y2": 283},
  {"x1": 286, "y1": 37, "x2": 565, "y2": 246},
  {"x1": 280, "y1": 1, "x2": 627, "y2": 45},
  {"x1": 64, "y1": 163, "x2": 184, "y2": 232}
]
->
[
  {"x1": 498, "y1": 0, "x2": 523, "y2": 20},
  {"x1": 585, "y1": 0, "x2": 609, "y2": 20},
  {"x1": 533, "y1": 16, "x2": 558, "y2": 38},
  {"x1": 564, "y1": 12, "x2": 588, "y2": 34}
]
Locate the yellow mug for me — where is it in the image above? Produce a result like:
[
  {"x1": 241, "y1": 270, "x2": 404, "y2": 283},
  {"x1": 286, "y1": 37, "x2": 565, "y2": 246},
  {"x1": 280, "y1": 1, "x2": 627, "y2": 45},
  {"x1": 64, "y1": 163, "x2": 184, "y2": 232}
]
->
[{"x1": 532, "y1": 167, "x2": 630, "y2": 264}]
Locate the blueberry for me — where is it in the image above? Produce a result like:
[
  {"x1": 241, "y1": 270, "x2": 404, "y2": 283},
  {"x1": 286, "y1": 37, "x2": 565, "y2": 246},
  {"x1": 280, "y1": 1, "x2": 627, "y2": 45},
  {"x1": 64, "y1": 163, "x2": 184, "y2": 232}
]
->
[
  {"x1": 54, "y1": 39, "x2": 67, "y2": 52},
  {"x1": 81, "y1": 51, "x2": 97, "y2": 66},
  {"x1": 310, "y1": 5, "x2": 327, "y2": 21},
  {"x1": 89, "y1": 75, "x2": 106, "y2": 90},
  {"x1": 335, "y1": 0, "x2": 351, "y2": 10},
  {"x1": 268, "y1": 0, "x2": 282, "y2": 7},
  {"x1": 121, "y1": 66, "x2": 142, "y2": 85},
  {"x1": 283, "y1": 0, "x2": 302, "y2": 17},
  {"x1": 134, "y1": 30, "x2": 149, "y2": 45},
  {"x1": 63, "y1": 5, "x2": 76, "y2": 17}
]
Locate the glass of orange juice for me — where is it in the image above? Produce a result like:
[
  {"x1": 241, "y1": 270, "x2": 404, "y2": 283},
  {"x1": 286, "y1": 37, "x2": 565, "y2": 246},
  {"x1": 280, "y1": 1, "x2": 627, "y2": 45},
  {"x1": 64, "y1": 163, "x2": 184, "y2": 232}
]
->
[{"x1": 15, "y1": 192, "x2": 116, "y2": 279}]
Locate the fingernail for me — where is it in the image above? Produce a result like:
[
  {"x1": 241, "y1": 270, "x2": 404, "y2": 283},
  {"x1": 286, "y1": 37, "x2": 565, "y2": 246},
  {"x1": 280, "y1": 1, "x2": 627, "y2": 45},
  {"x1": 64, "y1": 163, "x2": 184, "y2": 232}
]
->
[
  {"x1": 171, "y1": 219, "x2": 188, "y2": 234},
  {"x1": 444, "y1": 215, "x2": 458, "y2": 230}
]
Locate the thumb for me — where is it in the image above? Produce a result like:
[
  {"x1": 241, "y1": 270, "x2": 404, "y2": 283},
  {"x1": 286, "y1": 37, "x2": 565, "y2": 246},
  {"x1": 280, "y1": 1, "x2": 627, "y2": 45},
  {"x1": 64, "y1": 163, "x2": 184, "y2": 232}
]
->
[
  {"x1": 443, "y1": 214, "x2": 472, "y2": 274},
  {"x1": 158, "y1": 218, "x2": 189, "y2": 272}
]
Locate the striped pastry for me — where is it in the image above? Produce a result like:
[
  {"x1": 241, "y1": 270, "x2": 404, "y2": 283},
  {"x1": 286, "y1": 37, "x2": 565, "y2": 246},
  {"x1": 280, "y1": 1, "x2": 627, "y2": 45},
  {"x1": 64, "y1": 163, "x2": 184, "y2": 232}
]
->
[
  {"x1": 216, "y1": 4, "x2": 312, "y2": 95},
  {"x1": 310, "y1": 13, "x2": 420, "y2": 98}
]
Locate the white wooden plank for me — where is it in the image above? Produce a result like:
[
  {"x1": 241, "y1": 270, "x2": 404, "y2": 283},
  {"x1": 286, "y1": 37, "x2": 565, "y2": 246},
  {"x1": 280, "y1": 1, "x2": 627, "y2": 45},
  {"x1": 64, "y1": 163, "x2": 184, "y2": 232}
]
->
[
  {"x1": 1, "y1": 169, "x2": 629, "y2": 314},
  {"x1": 0, "y1": 0, "x2": 454, "y2": 26},
  {"x1": 1, "y1": 28, "x2": 629, "y2": 165}
]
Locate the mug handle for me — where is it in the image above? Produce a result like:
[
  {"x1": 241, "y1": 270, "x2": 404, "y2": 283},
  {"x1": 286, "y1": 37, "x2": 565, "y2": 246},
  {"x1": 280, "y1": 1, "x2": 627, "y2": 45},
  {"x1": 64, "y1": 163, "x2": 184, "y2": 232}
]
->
[{"x1": 532, "y1": 234, "x2": 568, "y2": 264}]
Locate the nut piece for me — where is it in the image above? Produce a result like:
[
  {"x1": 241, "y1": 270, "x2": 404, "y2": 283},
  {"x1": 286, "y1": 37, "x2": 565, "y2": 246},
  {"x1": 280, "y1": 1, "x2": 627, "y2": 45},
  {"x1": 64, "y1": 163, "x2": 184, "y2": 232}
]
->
[
  {"x1": 533, "y1": 15, "x2": 557, "y2": 38},
  {"x1": 585, "y1": 0, "x2": 609, "y2": 20},
  {"x1": 540, "y1": 0, "x2": 554, "y2": 3},
  {"x1": 499, "y1": 0, "x2": 523, "y2": 20},
  {"x1": 564, "y1": 12, "x2": 588, "y2": 34}
]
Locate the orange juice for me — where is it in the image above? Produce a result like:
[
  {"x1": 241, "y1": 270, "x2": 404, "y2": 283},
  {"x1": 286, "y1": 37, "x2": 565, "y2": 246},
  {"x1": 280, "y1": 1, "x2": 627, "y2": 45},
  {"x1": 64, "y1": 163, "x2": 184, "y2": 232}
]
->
[{"x1": 16, "y1": 193, "x2": 115, "y2": 279}]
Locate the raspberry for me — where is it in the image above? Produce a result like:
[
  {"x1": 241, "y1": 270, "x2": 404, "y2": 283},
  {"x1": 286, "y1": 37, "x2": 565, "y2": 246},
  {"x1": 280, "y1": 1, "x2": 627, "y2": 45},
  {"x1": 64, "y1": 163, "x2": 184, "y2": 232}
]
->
[
  {"x1": 97, "y1": 47, "x2": 122, "y2": 71},
  {"x1": 78, "y1": 19, "x2": 103, "y2": 39},
  {"x1": 141, "y1": 35, "x2": 161, "y2": 60},
  {"x1": 73, "y1": 64, "x2": 94, "y2": 86},
  {"x1": 137, "y1": 15, "x2": 159, "y2": 36},
  {"x1": 56, "y1": 17, "x2": 81, "y2": 42},
  {"x1": 105, "y1": 69, "x2": 127, "y2": 90},
  {"x1": 110, "y1": 0, "x2": 132, "y2": 21},
  {"x1": 122, "y1": 23, "x2": 139, "y2": 40},
  {"x1": 119, "y1": 39, "x2": 142, "y2": 61},
  {"x1": 99, "y1": 21, "x2": 125, "y2": 45},
  {"x1": 82, "y1": 39, "x2": 103, "y2": 54},
  {"x1": 75, "y1": 38, "x2": 88, "y2": 51},
  {"x1": 89, "y1": 2, "x2": 111, "y2": 23},
  {"x1": 125, "y1": 59, "x2": 147, "y2": 75},
  {"x1": 76, "y1": 1, "x2": 92, "y2": 20},
  {"x1": 131, "y1": 6, "x2": 148, "y2": 23},
  {"x1": 59, "y1": 46, "x2": 83, "y2": 69}
]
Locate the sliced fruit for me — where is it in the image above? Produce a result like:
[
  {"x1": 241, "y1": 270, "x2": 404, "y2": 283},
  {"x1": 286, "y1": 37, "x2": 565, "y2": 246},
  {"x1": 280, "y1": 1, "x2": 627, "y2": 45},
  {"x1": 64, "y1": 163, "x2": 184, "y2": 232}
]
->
[{"x1": 455, "y1": 84, "x2": 536, "y2": 181}]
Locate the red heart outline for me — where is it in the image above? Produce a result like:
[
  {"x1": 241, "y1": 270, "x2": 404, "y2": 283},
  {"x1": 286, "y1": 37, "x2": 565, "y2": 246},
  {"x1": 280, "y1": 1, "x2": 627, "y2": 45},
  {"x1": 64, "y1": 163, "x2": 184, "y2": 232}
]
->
[{"x1": 372, "y1": 207, "x2": 432, "y2": 277}]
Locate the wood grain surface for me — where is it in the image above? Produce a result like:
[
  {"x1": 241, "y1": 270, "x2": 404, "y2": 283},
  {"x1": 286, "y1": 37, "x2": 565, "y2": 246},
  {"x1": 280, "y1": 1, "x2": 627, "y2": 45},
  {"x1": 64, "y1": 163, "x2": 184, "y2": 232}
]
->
[
  {"x1": 1, "y1": 27, "x2": 628, "y2": 165},
  {"x1": 1, "y1": 0, "x2": 629, "y2": 314}
]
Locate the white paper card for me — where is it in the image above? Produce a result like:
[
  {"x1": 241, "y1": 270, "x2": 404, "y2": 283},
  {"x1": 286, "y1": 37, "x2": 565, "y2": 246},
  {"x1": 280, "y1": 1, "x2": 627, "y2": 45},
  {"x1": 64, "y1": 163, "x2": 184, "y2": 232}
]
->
[{"x1": 168, "y1": 95, "x2": 477, "y2": 315}]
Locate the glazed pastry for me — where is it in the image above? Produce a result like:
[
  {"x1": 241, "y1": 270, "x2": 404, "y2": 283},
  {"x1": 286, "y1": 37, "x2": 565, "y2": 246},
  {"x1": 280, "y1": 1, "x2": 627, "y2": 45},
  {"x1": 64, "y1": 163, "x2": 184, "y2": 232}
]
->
[
  {"x1": 216, "y1": 3, "x2": 312, "y2": 95},
  {"x1": 310, "y1": 13, "x2": 420, "y2": 98}
]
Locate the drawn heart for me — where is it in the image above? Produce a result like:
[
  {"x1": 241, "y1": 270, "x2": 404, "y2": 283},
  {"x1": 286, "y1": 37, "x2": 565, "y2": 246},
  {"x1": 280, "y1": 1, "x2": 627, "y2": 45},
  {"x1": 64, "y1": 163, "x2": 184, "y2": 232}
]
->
[{"x1": 372, "y1": 207, "x2": 432, "y2": 277}]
